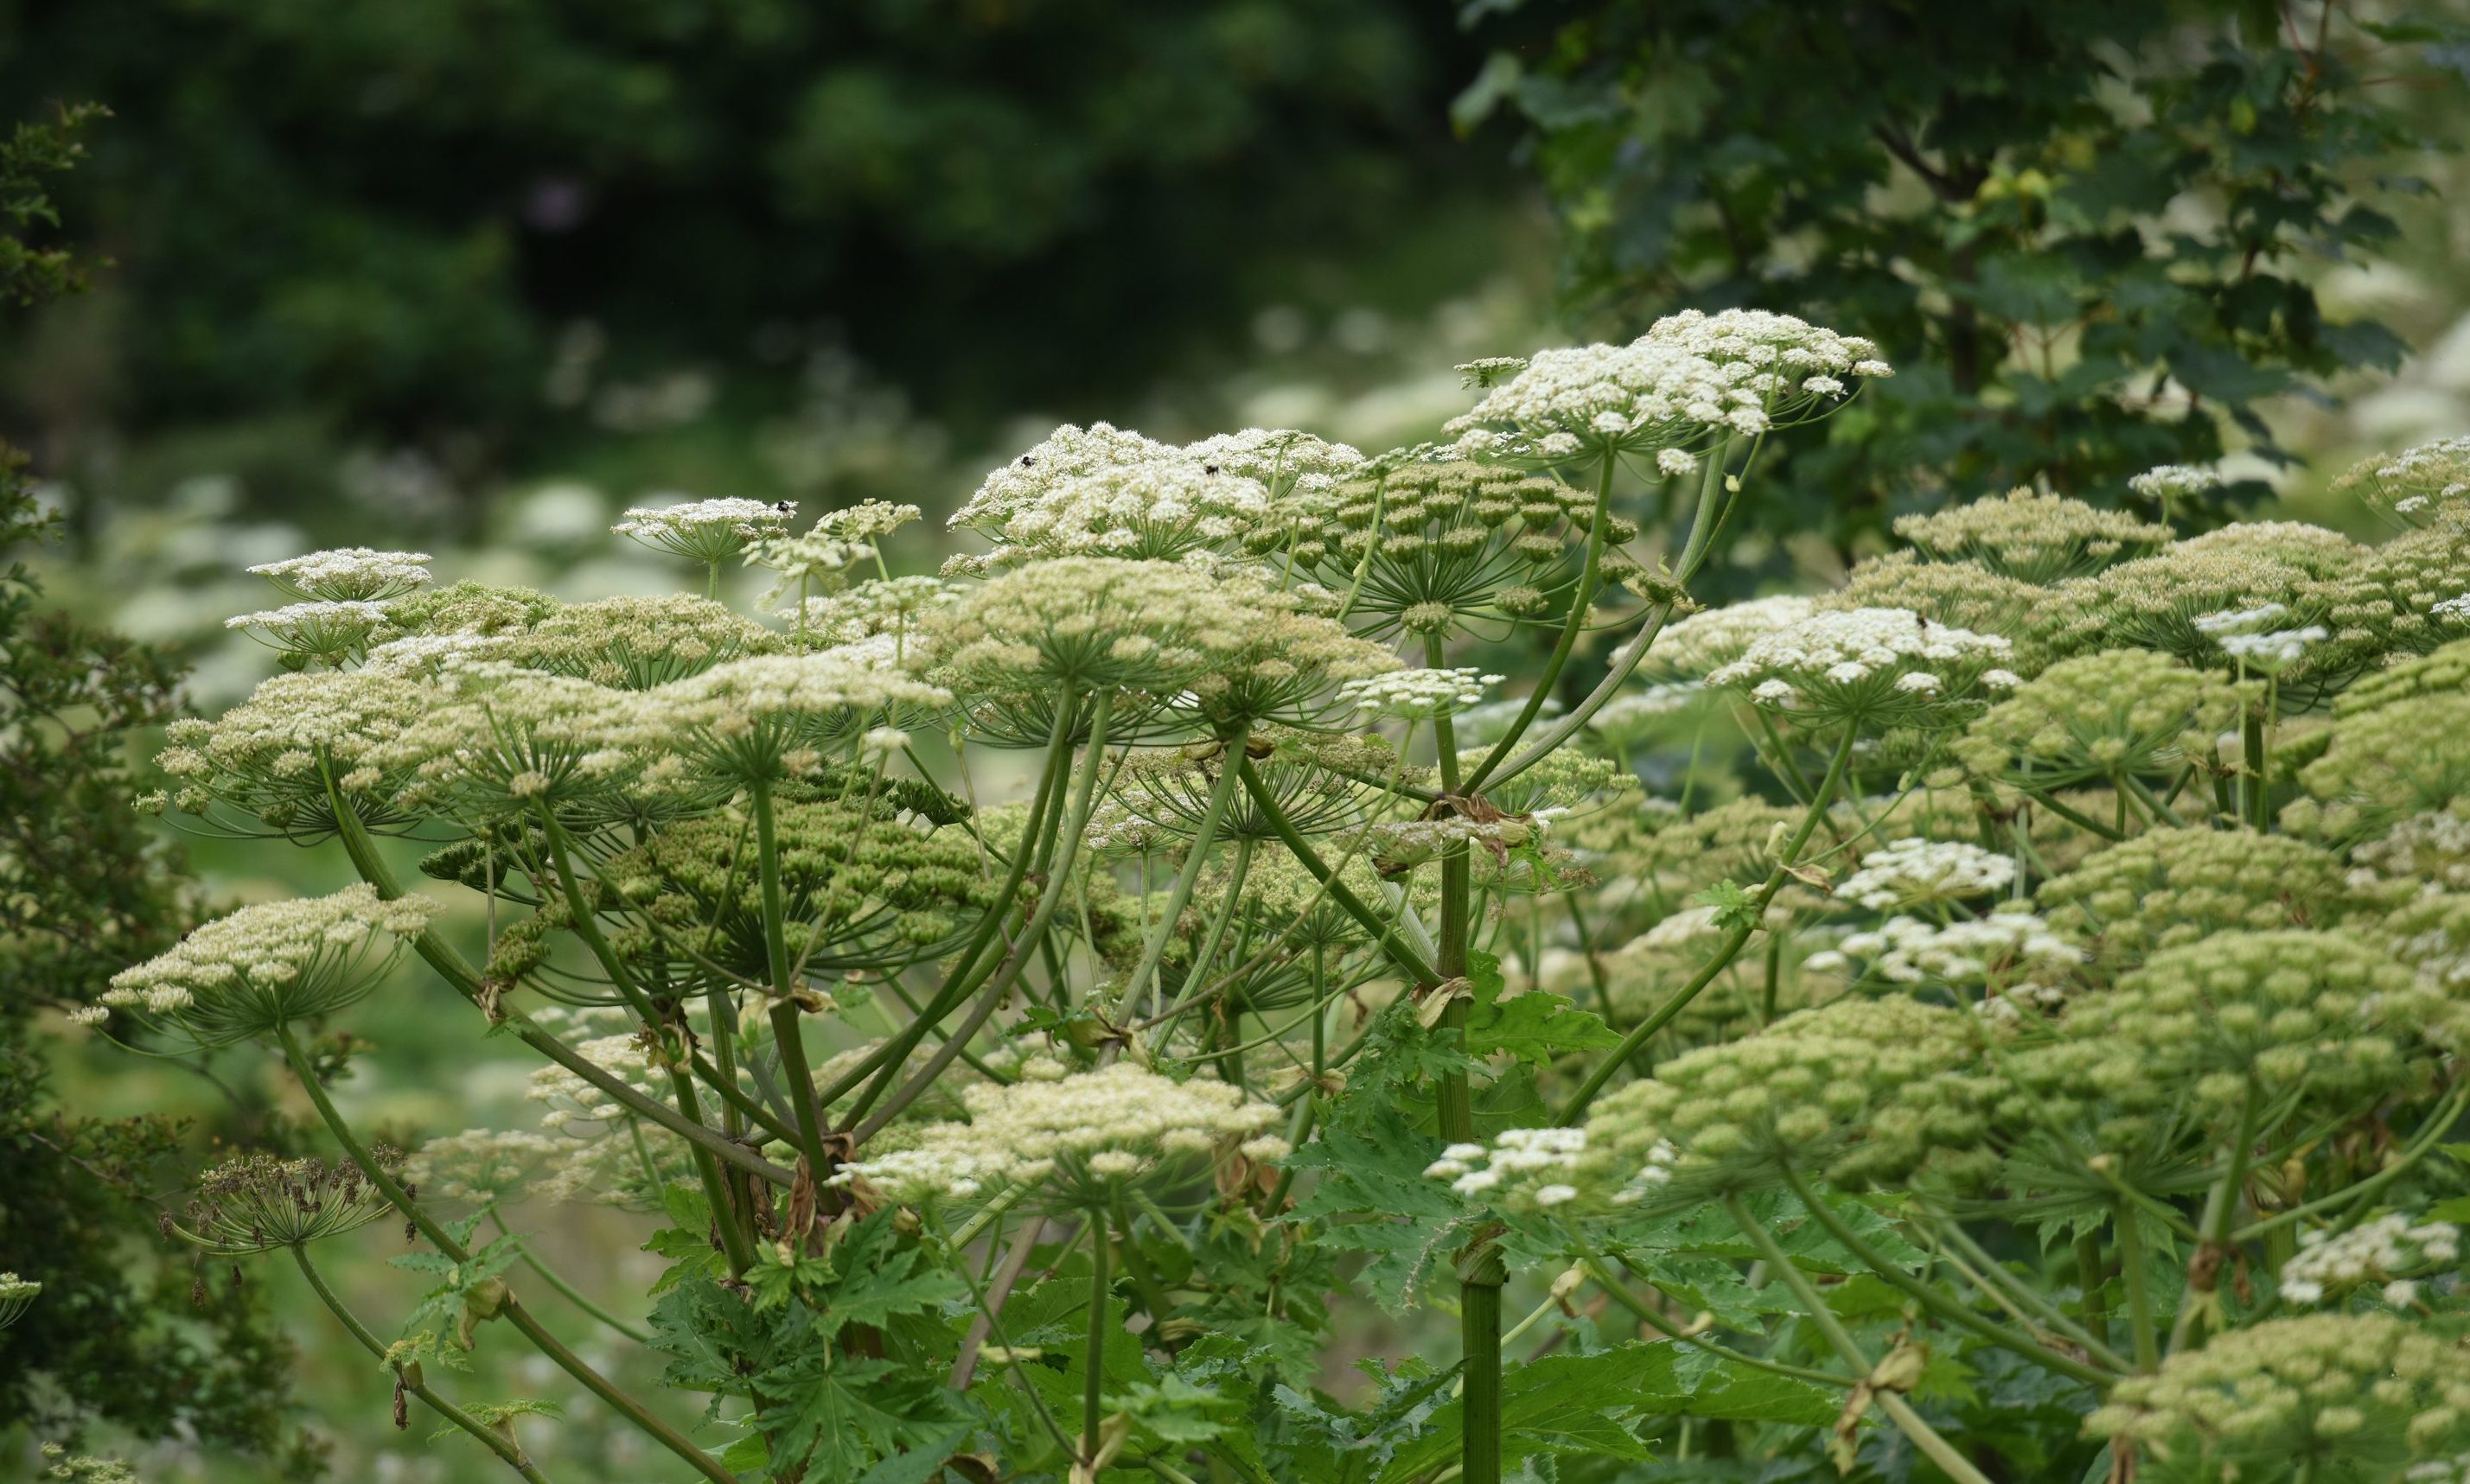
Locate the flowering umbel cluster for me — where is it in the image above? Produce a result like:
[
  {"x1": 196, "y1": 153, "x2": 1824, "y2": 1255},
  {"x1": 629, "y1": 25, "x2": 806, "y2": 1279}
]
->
[{"x1": 95, "y1": 328, "x2": 2470, "y2": 1483}]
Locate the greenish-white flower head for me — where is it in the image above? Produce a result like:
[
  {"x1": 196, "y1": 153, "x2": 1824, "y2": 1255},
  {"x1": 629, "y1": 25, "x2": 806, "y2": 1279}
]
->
[
  {"x1": 1825, "y1": 555, "x2": 2058, "y2": 677},
  {"x1": 1895, "y1": 488, "x2": 2167, "y2": 583},
  {"x1": 2289, "y1": 691, "x2": 2470, "y2": 842},
  {"x1": 648, "y1": 642, "x2": 952, "y2": 782},
  {"x1": 1837, "y1": 836, "x2": 2015, "y2": 911},
  {"x1": 837, "y1": 1061, "x2": 1285, "y2": 1210},
  {"x1": 2046, "y1": 525, "x2": 2397, "y2": 702},
  {"x1": 1806, "y1": 910, "x2": 2084, "y2": 1016},
  {"x1": 2334, "y1": 436, "x2": 2470, "y2": 527},
  {"x1": 2040, "y1": 928, "x2": 2457, "y2": 1122},
  {"x1": 745, "y1": 500, "x2": 922, "y2": 608},
  {"x1": 1171, "y1": 574, "x2": 1401, "y2": 729},
  {"x1": 926, "y1": 556, "x2": 1257, "y2": 708},
  {"x1": 1649, "y1": 596, "x2": 1815, "y2": 679},
  {"x1": 1956, "y1": 648, "x2": 2254, "y2": 792},
  {"x1": 614, "y1": 495, "x2": 794, "y2": 567},
  {"x1": 2084, "y1": 1314, "x2": 2470, "y2": 1468},
  {"x1": 97, "y1": 885, "x2": 436, "y2": 1048},
  {"x1": 1335, "y1": 666, "x2": 1503, "y2": 721},
  {"x1": 1273, "y1": 457, "x2": 1644, "y2": 639},
  {"x1": 947, "y1": 423, "x2": 1300, "y2": 570},
  {"x1": 2126, "y1": 462, "x2": 2222, "y2": 512},
  {"x1": 1446, "y1": 309, "x2": 1887, "y2": 466},
  {"x1": 2039, "y1": 828, "x2": 2352, "y2": 963},
  {"x1": 247, "y1": 547, "x2": 434, "y2": 602},
  {"x1": 225, "y1": 599, "x2": 390, "y2": 670},
  {"x1": 1707, "y1": 606, "x2": 2020, "y2": 732},
  {"x1": 528, "y1": 1029, "x2": 665, "y2": 1141},
  {"x1": 36, "y1": 1445, "x2": 139, "y2": 1484},
  {"x1": 383, "y1": 666, "x2": 665, "y2": 817},
  {"x1": 603, "y1": 793, "x2": 989, "y2": 982},
  {"x1": 371, "y1": 595, "x2": 781, "y2": 690},
  {"x1": 1183, "y1": 427, "x2": 1364, "y2": 507},
  {"x1": 0, "y1": 1272, "x2": 38, "y2": 1329},
  {"x1": 170, "y1": 1150, "x2": 405, "y2": 1254},
  {"x1": 2277, "y1": 1213, "x2": 2461, "y2": 1308},
  {"x1": 792, "y1": 576, "x2": 959, "y2": 653},
  {"x1": 1442, "y1": 995, "x2": 1998, "y2": 1213},
  {"x1": 404, "y1": 1128, "x2": 565, "y2": 1207},
  {"x1": 2354, "y1": 808, "x2": 2470, "y2": 896},
  {"x1": 156, "y1": 666, "x2": 437, "y2": 835}
]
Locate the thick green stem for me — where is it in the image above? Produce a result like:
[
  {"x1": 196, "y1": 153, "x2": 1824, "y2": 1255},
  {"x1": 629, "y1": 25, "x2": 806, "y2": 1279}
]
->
[
  {"x1": 750, "y1": 778, "x2": 833, "y2": 1190},
  {"x1": 277, "y1": 1026, "x2": 736, "y2": 1484},
  {"x1": 293, "y1": 1245, "x2": 553, "y2": 1483},
  {"x1": 1724, "y1": 1194, "x2": 1996, "y2": 1484},
  {"x1": 1083, "y1": 1204, "x2": 1114, "y2": 1468},
  {"x1": 2168, "y1": 1078, "x2": 2262, "y2": 1356},
  {"x1": 2116, "y1": 1199, "x2": 2160, "y2": 1373},
  {"x1": 1559, "y1": 726, "x2": 1857, "y2": 1123}
]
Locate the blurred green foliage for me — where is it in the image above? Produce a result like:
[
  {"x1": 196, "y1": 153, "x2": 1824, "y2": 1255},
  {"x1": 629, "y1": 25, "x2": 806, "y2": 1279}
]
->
[
  {"x1": 0, "y1": 102, "x2": 312, "y2": 1474},
  {"x1": 1465, "y1": 0, "x2": 2460, "y2": 555},
  {"x1": 3, "y1": 1, "x2": 1497, "y2": 474}
]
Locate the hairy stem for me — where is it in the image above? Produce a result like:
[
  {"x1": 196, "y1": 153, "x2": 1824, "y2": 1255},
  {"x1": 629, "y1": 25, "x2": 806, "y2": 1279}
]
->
[
  {"x1": 277, "y1": 1025, "x2": 736, "y2": 1484},
  {"x1": 292, "y1": 1245, "x2": 553, "y2": 1482},
  {"x1": 1724, "y1": 1194, "x2": 1995, "y2": 1484}
]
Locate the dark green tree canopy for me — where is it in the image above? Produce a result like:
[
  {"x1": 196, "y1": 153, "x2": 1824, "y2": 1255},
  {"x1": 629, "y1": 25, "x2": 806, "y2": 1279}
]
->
[
  {"x1": 3, "y1": 0, "x2": 1492, "y2": 449},
  {"x1": 1466, "y1": 0, "x2": 2454, "y2": 554}
]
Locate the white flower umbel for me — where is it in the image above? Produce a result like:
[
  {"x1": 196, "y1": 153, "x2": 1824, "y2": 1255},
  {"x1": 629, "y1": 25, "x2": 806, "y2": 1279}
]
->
[
  {"x1": 1815, "y1": 911, "x2": 2084, "y2": 1003},
  {"x1": 1336, "y1": 666, "x2": 1503, "y2": 721},
  {"x1": 382, "y1": 667, "x2": 666, "y2": 816},
  {"x1": 615, "y1": 495, "x2": 794, "y2": 568},
  {"x1": 947, "y1": 422, "x2": 1292, "y2": 569},
  {"x1": 156, "y1": 666, "x2": 438, "y2": 833},
  {"x1": 1650, "y1": 596, "x2": 1816, "y2": 679},
  {"x1": 2278, "y1": 1213, "x2": 2461, "y2": 1307},
  {"x1": 100, "y1": 884, "x2": 436, "y2": 1048},
  {"x1": 1425, "y1": 1126, "x2": 1588, "y2": 1201},
  {"x1": 1707, "y1": 607, "x2": 2017, "y2": 731},
  {"x1": 225, "y1": 600, "x2": 391, "y2": 669},
  {"x1": 1587, "y1": 681, "x2": 1705, "y2": 754},
  {"x1": 0, "y1": 1272, "x2": 38, "y2": 1328},
  {"x1": 2334, "y1": 436, "x2": 2470, "y2": 527},
  {"x1": 248, "y1": 548, "x2": 435, "y2": 602},
  {"x1": 838, "y1": 1062, "x2": 1283, "y2": 1207},
  {"x1": 2127, "y1": 464, "x2": 2222, "y2": 511},
  {"x1": 1837, "y1": 837, "x2": 2016, "y2": 910},
  {"x1": 528, "y1": 1034, "x2": 665, "y2": 1139},
  {"x1": 1447, "y1": 309, "x2": 1886, "y2": 465},
  {"x1": 649, "y1": 643, "x2": 952, "y2": 780},
  {"x1": 405, "y1": 1128, "x2": 566, "y2": 1205}
]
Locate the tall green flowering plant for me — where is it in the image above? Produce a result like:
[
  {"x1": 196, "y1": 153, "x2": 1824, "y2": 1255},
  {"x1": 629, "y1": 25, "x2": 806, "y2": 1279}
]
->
[{"x1": 70, "y1": 315, "x2": 2470, "y2": 1482}]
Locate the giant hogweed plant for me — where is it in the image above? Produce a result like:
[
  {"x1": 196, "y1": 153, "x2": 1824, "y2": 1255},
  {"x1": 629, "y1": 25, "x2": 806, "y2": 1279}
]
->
[{"x1": 50, "y1": 314, "x2": 2470, "y2": 1483}]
